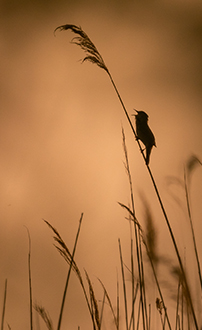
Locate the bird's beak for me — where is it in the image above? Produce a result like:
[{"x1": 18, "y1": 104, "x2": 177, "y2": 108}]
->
[{"x1": 131, "y1": 109, "x2": 138, "y2": 116}]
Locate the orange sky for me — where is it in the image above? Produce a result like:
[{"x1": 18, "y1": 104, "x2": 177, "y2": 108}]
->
[{"x1": 1, "y1": 0, "x2": 202, "y2": 329}]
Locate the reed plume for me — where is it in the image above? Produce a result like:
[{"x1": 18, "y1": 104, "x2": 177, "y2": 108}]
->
[{"x1": 54, "y1": 24, "x2": 109, "y2": 73}]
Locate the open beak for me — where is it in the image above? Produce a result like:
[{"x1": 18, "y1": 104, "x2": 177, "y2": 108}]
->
[{"x1": 132, "y1": 109, "x2": 138, "y2": 116}]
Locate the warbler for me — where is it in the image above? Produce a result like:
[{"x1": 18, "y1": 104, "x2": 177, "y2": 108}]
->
[{"x1": 132, "y1": 110, "x2": 156, "y2": 165}]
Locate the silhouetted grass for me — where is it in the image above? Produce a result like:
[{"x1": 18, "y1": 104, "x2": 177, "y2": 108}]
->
[
  {"x1": 34, "y1": 305, "x2": 54, "y2": 330},
  {"x1": 120, "y1": 129, "x2": 172, "y2": 330},
  {"x1": 53, "y1": 23, "x2": 201, "y2": 329},
  {"x1": 184, "y1": 156, "x2": 202, "y2": 290},
  {"x1": 1, "y1": 23, "x2": 201, "y2": 330},
  {"x1": 98, "y1": 278, "x2": 119, "y2": 330},
  {"x1": 1, "y1": 279, "x2": 7, "y2": 330},
  {"x1": 24, "y1": 227, "x2": 33, "y2": 330},
  {"x1": 44, "y1": 214, "x2": 84, "y2": 330}
]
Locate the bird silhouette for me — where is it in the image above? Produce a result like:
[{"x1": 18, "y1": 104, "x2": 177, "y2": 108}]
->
[{"x1": 133, "y1": 110, "x2": 156, "y2": 165}]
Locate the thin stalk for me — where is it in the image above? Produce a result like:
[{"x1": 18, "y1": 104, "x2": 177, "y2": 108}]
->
[
  {"x1": 175, "y1": 280, "x2": 181, "y2": 330},
  {"x1": 181, "y1": 284, "x2": 183, "y2": 330},
  {"x1": 57, "y1": 213, "x2": 83, "y2": 330},
  {"x1": 159, "y1": 311, "x2": 166, "y2": 330},
  {"x1": 138, "y1": 229, "x2": 148, "y2": 330},
  {"x1": 136, "y1": 296, "x2": 141, "y2": 330},
  {"x1": 85, "y1": 270, "x2": 100, "y2": 330},
  {"x1": 25, "y1": 227, "x2": 33, "y2": 330},
  {"x1": 159, "y1": 313, "x2": 164, "y2": 329},
  {"x1": 163, "y1": 311, "x2": 166, "y2": 330},
  {"x1": 1, "y1": 279, "x2": 7, "y2": 330},
  {"x1": 184, "y1": 168, "x2": 202, "y2": 290},
  {"x1": 177, "y1": 315, "x2": 180, "y2": 330},
  {"x1": 108, "y1": 72, "x2": 198, "y2": 329},
  {"x1": 98, "y1": 279, "x2": 119, "y2": 330},
  {"x1": 129, "y1": 283, "x2": 139, "y2": 330},
  {"x1": 148, "y1": 304, "x2": 151, "y2": 330},
  {"x1": 187, "y1": 299, "x2": 190, "y2": 330},
  {"x1": 43, "y1": 217, "x2": 97, "y2": 329},
  {"x1": 130, "y1": 234, "x2": 135, "y2": 330},
  {"x1": 118, "y1": 239, "x2": 129, "y2": 330},
  {"x1": 144, "y1": 242, "x2": 172, "y2": 330},
  {"x1": 99, "y1": 291, "x2": 106, "y2": 329},
  {"x1": 130, "y1": 200, "x2": 146, "y2": 330},
  {"x1": 116, "y1": 277, "x2": 119, "y2": 330},
  {"x1": 122, "y1": 127, "x2": 146, "y2": 330}
]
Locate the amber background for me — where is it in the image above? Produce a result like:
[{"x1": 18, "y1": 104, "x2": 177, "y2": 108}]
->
[{"x1": 1, "y1": 0, "x2": 202, "y2": 328}]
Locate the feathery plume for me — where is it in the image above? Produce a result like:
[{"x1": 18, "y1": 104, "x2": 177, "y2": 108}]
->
[
  {"x1": 34, "y1": 305, "x2": 54, "y2": 330},
  {"x1": 54, "y1": 24, "x2": 109, "y2": 73}
]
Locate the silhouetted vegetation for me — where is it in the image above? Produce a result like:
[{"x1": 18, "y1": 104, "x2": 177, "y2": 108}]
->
[{"x1": 1, "y1": 25, "x2": 201, "y2": 330}]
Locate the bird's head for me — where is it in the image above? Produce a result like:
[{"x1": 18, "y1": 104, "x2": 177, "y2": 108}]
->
[{"x1": 132, "y1": 109, "x2": 149, "y2": 122}]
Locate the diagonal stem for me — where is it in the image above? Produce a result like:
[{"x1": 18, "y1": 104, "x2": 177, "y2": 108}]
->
[
  {"x1": 57, "y1": 213, "x2": 83, "y2": 330},
  {"x1": 58, "y1": 25, "x2": 199, "y2": 329},
  {"x1": 184, "y1": 168, "x2": 202, "y2": 290},
  {"x1": 1, "y1": 279, "x2": 7, "y2": 330},
  {"x1": 107, "y1": 70, "x2": 199, "y2": 330}
]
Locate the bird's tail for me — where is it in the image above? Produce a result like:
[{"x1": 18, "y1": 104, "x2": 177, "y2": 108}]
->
[{"x1": 146, "y1": 146, "x2": 152, "y2": 165}]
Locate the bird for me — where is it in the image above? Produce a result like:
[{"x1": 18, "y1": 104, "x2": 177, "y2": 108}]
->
[{"x1": 132, "y1": 110, "x2": 156, "y2": 165}]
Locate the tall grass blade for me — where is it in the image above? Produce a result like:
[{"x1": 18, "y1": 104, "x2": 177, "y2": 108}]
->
[
  {"x1": 144, "y1": 241, "x2": 172, "y2": 330},
  {"x1": 163, "y1": 312, "x2": 166, "y2": 330},
  {"x1": 121, "y1": 128, "x2": 146, "y2": 330},
  {"x1": 136, "y1": 296, "x2": 141, "y2": 330},
  {"x1": 130, "y1": 234, "x2": 135, "y2": 330},
  {"x1": 175, "y1": 280, "x2": 181, "y2": 330},
  {"x1": 118, "y1": 239, "x2": 129, "y2": 330},
  {"x1": 184, "y1": 157, "x2": 202, "y2": 290},
  {"x1": 156, "y1": 298, "x2": 165, "y2": 329},
  {"x1": 85, "y1": 270, "x2": 100, "y2": 330},
  {"x1": 129, "y1": 282, "x2": 139, "y2": 330},
  {"x1": 44, "y1": 217, "x2": 97, "y2": 328},
  {"x1": 148, "y1": 304, "x2": 151, "y2": 330},
  {"x1": 1, "y1": 279, "x2": 7, "y2": 330},
  {"x1": 99, "y1": 291, "x2": 106, "y2": 329},
  {"x1": 181, "y1": 284, "x2": 184, "y2": 330},
  {"x1": 116, "y1": 277, "x2": 119, "y2": 330},
  {"x1": 57, "y1": 213, "x2": 83, "y2": 330},
  {"x1": 117, "y1": 207, "x2": 145, "y2": 330},
  {"x1": 98, "y1": 279, "x2": 119, "y2": 330},
  {"x1": 24, "y1": 227, "x2": 33, "y2": 330},
  {"x1": 138, "y1": 230, "x2": 148, "y2": 330}
]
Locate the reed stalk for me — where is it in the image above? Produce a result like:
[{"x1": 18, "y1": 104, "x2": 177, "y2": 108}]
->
[
  {"x1": 57, "y1": 213, "x2": 83, "y2": 330},
  {"x1": 24, "y1": 227, "x2": 33, "y2": 330},
  {"x1": 54, "y1": 24, "x2": 199, "y2": 329},
  {"x1": 184, "y1": 162, "x2": 202, "y2": 290},
  {"x1": 121, "y1": 127, "x2": 146, "y2": 330},
  {"x1": 118, "y1": 239, "x2": 129, "y2": 330},
  {"x1": 1, "y1": 279, "x2": 7, "y2": 330}
]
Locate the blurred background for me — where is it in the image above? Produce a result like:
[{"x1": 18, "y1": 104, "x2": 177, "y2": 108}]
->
[{"x1": 1, "y1": 0, "x2": 202, "y2": 328}]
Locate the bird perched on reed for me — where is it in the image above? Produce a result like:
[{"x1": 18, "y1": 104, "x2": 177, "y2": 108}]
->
[{"x1": 132, "y1": 110, "x2": 156, "y2": 165}]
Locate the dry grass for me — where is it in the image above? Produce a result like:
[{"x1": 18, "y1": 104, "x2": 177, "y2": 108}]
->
[
  {"x1": 34, "y1": 305, "x2": 54, "y2": 330},
  {"x1": 1, "y1": 24, "x2": 201, "y2": 330},
  {"x1": 54, "y1": 23, "x2": 200, "y2": 329}
]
